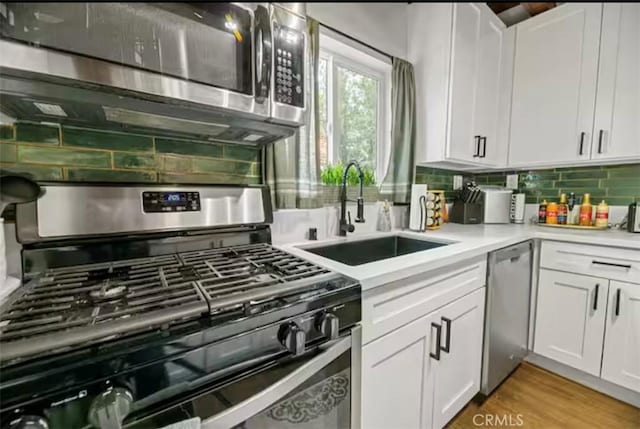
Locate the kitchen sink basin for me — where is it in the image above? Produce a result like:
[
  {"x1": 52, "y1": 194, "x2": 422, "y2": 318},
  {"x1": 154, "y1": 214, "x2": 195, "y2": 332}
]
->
[{"x1": 302, "y1": 235, "x2": 451, "y2": 266}]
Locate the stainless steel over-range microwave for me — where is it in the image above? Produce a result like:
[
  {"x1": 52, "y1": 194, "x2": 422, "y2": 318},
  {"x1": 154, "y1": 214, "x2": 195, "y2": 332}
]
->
[{"x1": 0, "y1": 3, "x2": 307, "y2": 138}]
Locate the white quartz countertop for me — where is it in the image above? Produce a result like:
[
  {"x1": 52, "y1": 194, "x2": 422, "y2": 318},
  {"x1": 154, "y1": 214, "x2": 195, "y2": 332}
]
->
[{"x1": 279, "y1": 224, "x2": 639, "y2": 291}]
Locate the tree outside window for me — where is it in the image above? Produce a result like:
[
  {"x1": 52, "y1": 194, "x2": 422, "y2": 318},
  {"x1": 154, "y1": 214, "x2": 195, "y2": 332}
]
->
[{"x1": 317, "y1": 35, "x2": 390, "y2": 186}]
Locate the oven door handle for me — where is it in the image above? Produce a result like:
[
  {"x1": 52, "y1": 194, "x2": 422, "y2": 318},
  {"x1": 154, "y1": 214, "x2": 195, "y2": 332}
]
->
[
  {"x1": 201, "y1": 336, "x2": 351, "y2": 429},
  {"x1": 254, "y1": 4, "x2": 272, "y2": 103}
]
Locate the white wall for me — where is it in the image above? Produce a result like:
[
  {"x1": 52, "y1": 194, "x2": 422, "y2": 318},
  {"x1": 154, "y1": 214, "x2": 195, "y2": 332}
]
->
[{"x1": 306, "y1": 2, "x2": 408, "y2": 59}]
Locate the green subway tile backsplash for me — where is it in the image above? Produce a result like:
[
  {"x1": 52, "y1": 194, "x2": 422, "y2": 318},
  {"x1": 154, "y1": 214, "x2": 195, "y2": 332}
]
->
[
  {"x1": 15, "y1": 122, "x2": 59, "y2": 144},
  {"x1": 0, "y1": 121, "x2": 262, "y2": 186},
  {"x1": 159, "y1": 172, "x2": 260, "y2": 185},
  {"x1": 155, "y1": 138, "x2": 223, "y2": 158},
  {"x1": 1, "y1": 143, "x2": 16, "y2": 163},
  {"x1": 66, "y1": 168, "x2": 156, "y2": 183},
  {"x1": 63, "y1": 127, "x2": 154, "y2": 152},
  {"x1": 607, "y1": 165, "x2": 639, "y2": 177},
  {"x1": 224, "y1": 145, "x2": 261, "y2": 163},
  {"x1": 113, "y1": 152, "x2": 156, "y2": 170},
  {"x1": 159, "y1": 155, "x2": 193, "y2": 172},
  {"x1": 416, "y1": 164, "x2": 640, "y2": 205},
  {"x1": 192, "y1": 158, "x2": 257, "y2": 176},
  {"x1": 0, "y1": 125, "x2": 14, "y2": 140},
  {"x1": 18, "y1": 146, "x2": 111, "y2": 167},
  {"x1": 1, "y1": 164, "x2": 64, "y2": 181}
]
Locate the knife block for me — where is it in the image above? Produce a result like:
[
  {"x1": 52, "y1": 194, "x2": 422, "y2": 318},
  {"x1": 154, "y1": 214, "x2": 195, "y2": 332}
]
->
[{"x1": 450, "y1": 201, "x2": 484, "y2": 224}]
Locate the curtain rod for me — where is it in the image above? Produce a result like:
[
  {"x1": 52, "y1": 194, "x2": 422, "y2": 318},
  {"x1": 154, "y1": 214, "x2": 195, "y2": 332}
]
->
[{"x1": 317, "y1": 22, "x2": 394, "y2": 60}]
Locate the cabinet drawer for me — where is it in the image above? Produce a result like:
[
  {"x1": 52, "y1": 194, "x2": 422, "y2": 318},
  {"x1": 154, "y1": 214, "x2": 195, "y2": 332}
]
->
[
  {"x1": 362, "y1": 256, "x2": 486, "y2": 344},
  {"x1": 540, "y1": 241, "x2": 640, "y2": 284}
]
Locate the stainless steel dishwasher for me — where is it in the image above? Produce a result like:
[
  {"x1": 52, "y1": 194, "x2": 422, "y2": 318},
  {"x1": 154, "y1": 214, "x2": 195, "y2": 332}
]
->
[{"x1": 480, "y1": 240, "x2": 533, "y2": 396}]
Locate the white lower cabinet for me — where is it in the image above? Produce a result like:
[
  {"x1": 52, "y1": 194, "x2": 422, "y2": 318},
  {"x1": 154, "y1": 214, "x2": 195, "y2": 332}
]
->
[
  {"x1": 601, "y1": 281, "x2": 640, "y2": 393},
  {"x1": 362, "y1": 288, "x2": 486, "y2": 429},
  {"x1": 361, "y1": 311, "x2": 438, "y2": 429},
  {"x1": 533, "y1": 269, "x2": 607, "y2": 376},
  {"x1": 536, "y1": 241, "x2": 640, "y2": 394},
  {"x1": 432, "y1": 288, "x2": 486, "y2": 429}
]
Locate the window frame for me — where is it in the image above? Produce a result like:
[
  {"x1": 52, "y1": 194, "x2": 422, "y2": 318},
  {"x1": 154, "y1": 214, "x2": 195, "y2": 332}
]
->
[{"x1": 318, "y1": 33, "x2": 392, "y2": 183}]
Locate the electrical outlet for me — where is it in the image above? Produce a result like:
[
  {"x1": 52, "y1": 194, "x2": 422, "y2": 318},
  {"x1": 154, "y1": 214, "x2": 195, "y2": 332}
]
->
[
  {"x1": 506, "y1": 174, "x2": 519, "y2": 190},
  {"x1": 453, "y1": 175, "x2": 463, "y2": 190}
]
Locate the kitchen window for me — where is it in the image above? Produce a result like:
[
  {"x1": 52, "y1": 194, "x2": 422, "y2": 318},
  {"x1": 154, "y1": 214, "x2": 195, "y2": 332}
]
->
[{"x1": 318, "y1": 33, "x2": 392, "y2": 183}]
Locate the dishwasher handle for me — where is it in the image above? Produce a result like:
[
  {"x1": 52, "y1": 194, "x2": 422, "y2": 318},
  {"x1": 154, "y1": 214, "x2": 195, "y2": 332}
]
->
[{"x1": 490, "y1": 240, "x2": 533, "y2": 265}]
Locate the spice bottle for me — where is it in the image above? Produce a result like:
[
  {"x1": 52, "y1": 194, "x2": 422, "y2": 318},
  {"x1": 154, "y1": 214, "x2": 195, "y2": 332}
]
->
[
  {"x1": 546, "y1": 201, "x2": 559, "y2": 224},
  {"x1": 558, "y1": 193, "x2": 568, "y2": 225},
  {"x1": 579, "y1": 193, "x2": 593, "y2": 226},
  {"x1": 567, "y1": 192, "x2": 577, "y2": 225},
  {"x1": 595, "y1": 200, "x2": 609, "y2": 228},
  {"x1": 538, "y1": 200, "x2": 548, "y2": 223}
]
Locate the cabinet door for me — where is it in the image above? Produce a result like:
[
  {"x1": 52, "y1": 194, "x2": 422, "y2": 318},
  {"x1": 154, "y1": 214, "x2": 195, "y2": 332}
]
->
[
  {"x1": 509, "y1": 4, "x2": 602, "y2": 167},
  {"x1": 474, "y1": 7, "x2": 508, "y2": 166},
  {"x1": 447, "y1": 3, "x2": 483, "y2": 163},
  {"x1": 592, "y1": 3, "x2": 640, "y2": 161},
  {"x1": 361, "y1": 312, "x2": 439, "y2": 429},
  {"x1": 601, "y1": 281, "x2": 640, "y2": 392},
  {"x1": 432, "y1": 288, "x2": 486, "y2": 429},
  {"x1": 534, "y1": 269, "x2": 608, "y2": 376}
]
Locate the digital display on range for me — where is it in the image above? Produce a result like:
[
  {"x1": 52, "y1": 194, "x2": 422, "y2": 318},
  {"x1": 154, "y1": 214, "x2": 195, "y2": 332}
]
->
[
  {"x1": 142, "y1": 191, "x2": 200, "y2": 213},
  {"x1": 165, "y1": 193, "x2": 183, "y2": 203}
]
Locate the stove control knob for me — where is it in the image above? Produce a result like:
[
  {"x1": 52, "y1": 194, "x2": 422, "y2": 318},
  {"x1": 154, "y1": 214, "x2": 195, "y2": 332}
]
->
[
  {"x1": 9, "y1": 416, "x2": 49, "y2": 429},
  {"x1": 88, "y1": 387, "x2": 133, "y2": 429},
  {"x1": 279, "y1": 322, "x2": 306, "y2": 356},
  {"x1": 316, "y1": 312, "x2": 340, "y2": 340}
]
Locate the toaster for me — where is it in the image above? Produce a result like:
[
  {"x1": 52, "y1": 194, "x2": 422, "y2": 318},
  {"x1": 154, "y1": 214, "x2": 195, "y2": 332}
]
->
[
  {"x1": 628, "y1": 202, "x2": 640, "y2": 233},
  {"x1": 479, "y1": 186, "x2": 513, "y2": 224}
]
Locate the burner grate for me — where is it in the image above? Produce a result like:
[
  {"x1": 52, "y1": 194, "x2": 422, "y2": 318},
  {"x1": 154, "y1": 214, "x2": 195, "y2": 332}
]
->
[
  {"x1": 0, "y1": 254, "x2": 208, "y2": 361},
  {"x1": 179, "y1": 243, "x2": 331, "y2": 311},
  {"x1": 0, "y1": 244, "x2": 334, "y2": 362}
]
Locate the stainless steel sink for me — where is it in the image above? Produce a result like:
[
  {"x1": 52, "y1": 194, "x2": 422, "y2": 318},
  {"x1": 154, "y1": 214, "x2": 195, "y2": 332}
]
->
[{"x1": 301, "y1": 235, "x2": 451, "y2": 266}]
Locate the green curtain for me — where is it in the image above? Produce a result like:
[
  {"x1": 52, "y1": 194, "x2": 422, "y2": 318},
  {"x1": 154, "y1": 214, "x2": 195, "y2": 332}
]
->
[
  {"x1": 264, "y1": 18, "x2": 321, "y2": 209},
  {"x1": 380, "y1": 58, "x2": 416, "y2": 203}
]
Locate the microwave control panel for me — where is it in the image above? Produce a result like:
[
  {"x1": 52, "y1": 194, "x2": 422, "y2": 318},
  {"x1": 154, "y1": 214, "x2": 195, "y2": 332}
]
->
[
  {"x1": 274, "y1": 24, "x2": 304, "y2": 108},
  {"x1": 142, "y1": 191, "x2": 201, "y2": 213}
]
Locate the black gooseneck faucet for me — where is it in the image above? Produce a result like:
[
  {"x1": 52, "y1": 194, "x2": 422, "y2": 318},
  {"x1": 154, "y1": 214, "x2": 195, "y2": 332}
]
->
[{"x1": 339, "y1": 160, "x2": 365, "y2": 236}]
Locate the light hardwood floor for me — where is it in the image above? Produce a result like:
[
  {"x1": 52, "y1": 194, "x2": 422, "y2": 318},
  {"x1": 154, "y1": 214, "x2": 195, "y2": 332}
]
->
[{"x1": 448, "y1": 362, "x2": 640, "y2": 429}]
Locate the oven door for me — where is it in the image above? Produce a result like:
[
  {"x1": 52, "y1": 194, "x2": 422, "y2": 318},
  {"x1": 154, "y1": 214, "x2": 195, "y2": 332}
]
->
[
  {"x1": 0, "y1": 2, "x2": 272, "y2": 117},
  {"x1": 126, "y1": 330, "x2": 360, "y2": 429}
]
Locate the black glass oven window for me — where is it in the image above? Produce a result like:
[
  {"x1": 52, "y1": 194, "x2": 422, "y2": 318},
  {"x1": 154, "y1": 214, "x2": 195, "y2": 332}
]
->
[
  {"x1": 126, "y1": 348, "x2": 351, "y2": 429},
  {"x1": 0, "y1": 3, "x2": 253, "y2": 94}
]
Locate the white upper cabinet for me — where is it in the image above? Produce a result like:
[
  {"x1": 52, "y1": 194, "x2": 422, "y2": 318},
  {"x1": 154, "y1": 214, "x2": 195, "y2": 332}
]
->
[
  {"x1": 592, "y1": 3, "x2": 640, "y2": 161},
  {"x1": 473, "y1": 9, "x2": 514, "y2": 166},
  {"x1": 509, "y1": 3, "x2": 602, "y2": 167},
  {"x1": 447, "y1": 3, "x2": 484, "y2": 163},
  {"x1": 409, "y1": 3, "x2": 514, "y2": 169}
]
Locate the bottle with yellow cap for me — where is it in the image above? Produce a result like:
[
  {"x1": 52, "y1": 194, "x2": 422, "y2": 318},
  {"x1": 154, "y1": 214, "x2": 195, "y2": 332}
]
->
[
  {"x1": 579, "y1": 193, "x2": 593, "y2": 226},
  {"x1": 595, "y1": 200, "x2": 609, "y2": 228},
  {"x1": 558, "y1": 193, "x2": 568, "y2": 225}
]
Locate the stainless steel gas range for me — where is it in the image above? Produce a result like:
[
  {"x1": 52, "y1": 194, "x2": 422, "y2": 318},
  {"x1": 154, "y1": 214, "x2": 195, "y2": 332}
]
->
[{"x1": 0, "y1": 184, "x2": 361, "y2": 429}]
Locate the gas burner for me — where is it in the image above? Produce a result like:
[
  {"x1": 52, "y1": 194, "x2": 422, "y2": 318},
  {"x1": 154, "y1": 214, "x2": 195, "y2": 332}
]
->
[
  {"x1": 0, "y1": 244, "x2": 336, "y2": 363},
  {"x1": 89, "y1": 282, "x2": 128, "y2": 303}
]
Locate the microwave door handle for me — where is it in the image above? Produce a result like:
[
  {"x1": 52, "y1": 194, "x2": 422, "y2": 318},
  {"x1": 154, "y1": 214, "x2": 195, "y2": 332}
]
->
[
  {"x1": 254, "y1": 5, "x2": 272, "y2": 102},
  {"x1": 201, "y1": 336, "x2": 351, "y2": 429}
]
